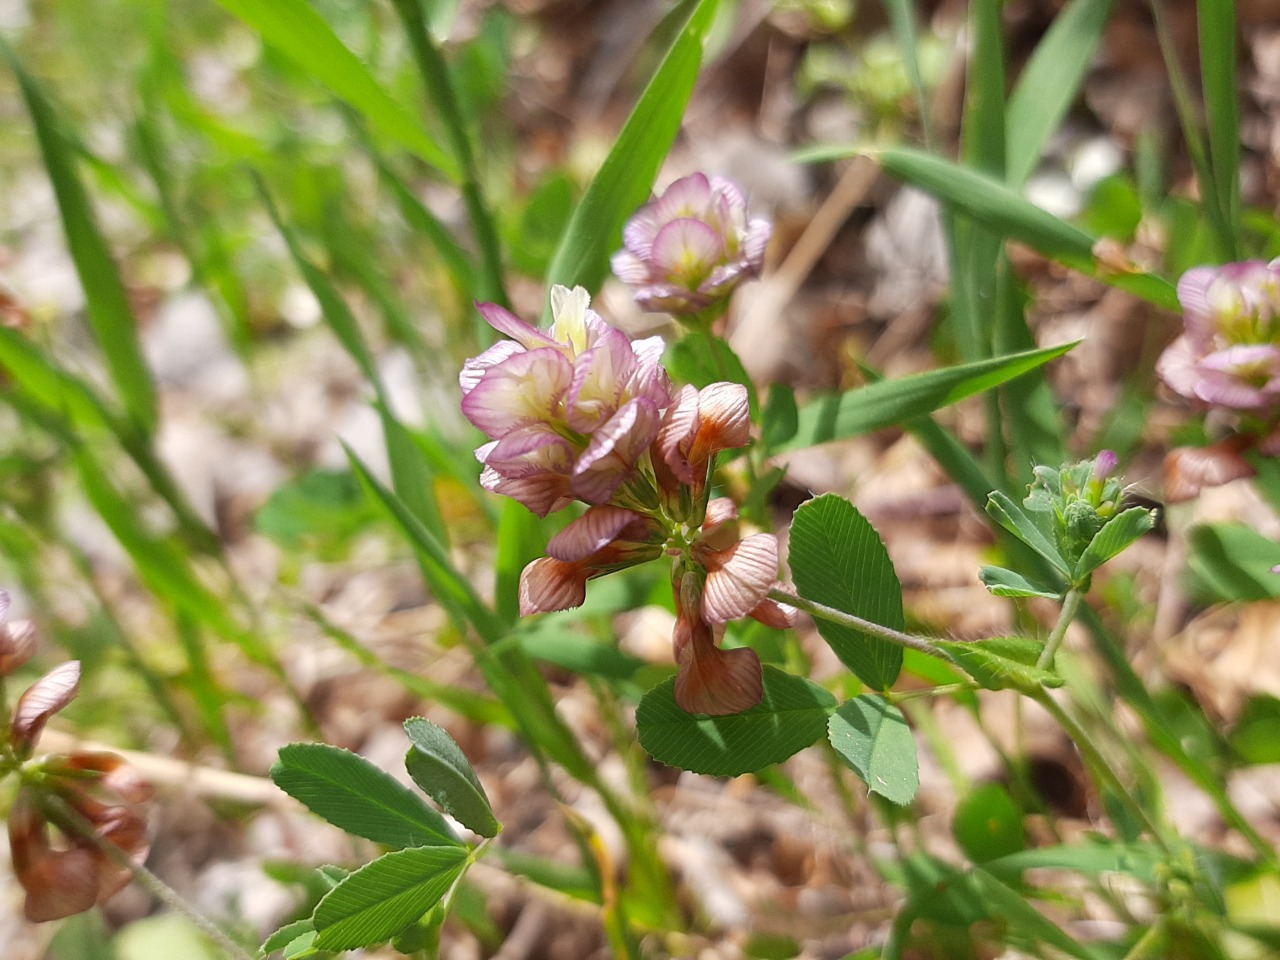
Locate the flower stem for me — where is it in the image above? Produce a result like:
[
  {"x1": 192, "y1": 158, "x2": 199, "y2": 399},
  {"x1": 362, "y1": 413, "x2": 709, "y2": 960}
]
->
[
  {"x1": 768, "y1": 587, "x2": 948, "y2": 660},
  {"x1": 43, "y1": 793, "x2": 256, "y2": 960},
  {"x1": 1037, "y1": 586, "x2": 1082, "y2": 669}
]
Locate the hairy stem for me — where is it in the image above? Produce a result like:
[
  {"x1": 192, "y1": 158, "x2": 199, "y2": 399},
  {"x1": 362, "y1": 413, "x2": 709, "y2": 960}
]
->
[
  {"x1": 768, "y1": 587, "x2": 947, "y2": 659},
  {"x1": 1037, "y1": 586, "x2": 1082, "y2": 669}
]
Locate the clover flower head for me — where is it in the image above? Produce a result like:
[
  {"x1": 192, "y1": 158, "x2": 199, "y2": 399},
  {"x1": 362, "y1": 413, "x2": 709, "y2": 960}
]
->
[
  {"x1": 611, "y1": 173, "x2": 771, "y2": 318},
  {"x1": 6, "y1": 660, "x2": 153, "y2": 922},
  {"x1": 1158, "y1": 259, "x2": 1280, "y2": 413},
  {"x1": 461, "y1": 286, "x2": 790, "y2": 715},
  {"x1": 461, "y1": 286, "x2": 673, "y2": 515}
]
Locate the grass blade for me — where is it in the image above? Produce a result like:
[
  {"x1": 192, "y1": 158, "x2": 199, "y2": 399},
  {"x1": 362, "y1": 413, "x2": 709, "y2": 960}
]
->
[
  {"x1": 1006, "y1": 0, "x2": 1114, "y2": 187},
  {"x1": 876, "y1": 148, "x2": 1179, "y2": 309},
  {"x1": 779, "y1": 343, "x2": 1075, "y2": 453},
  {"x1": 211, "y1": 0, "x2": 459, "y2": 180},
  {"x1": 1198, "y1": 0, "x2": 1241, "y2": 252},
  {"x1": 5, "y1": 46, "x2": 158, "y2": 434},
  {"x1": 544, "y1": 0, "x2": 719, "y2": 299},
  {"x1": 390, "y1": 0, "x2": 508, "y2": 306},
  {"x1": 964, "y1": 0, "x2": 1006, "y2": 177}
]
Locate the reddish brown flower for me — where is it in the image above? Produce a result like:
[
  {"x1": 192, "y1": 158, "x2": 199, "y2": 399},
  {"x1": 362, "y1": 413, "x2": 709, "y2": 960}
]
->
[{"x1": 671, "y1": 571, "x2": 764, "y2": 716}]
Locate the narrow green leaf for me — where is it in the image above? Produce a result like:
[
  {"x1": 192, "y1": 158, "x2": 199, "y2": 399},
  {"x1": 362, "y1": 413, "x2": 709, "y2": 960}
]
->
[
  {"x1": 1198, "y1": 0, "x2": 1241, "y2": 253},
  {"x1": 1073, "y1": 506, "x2": 1155, "y2": 580},
  {"x1": 212, "y1": 0, "x2": 458, "y2": 179},
  {"x1": 761, "y1": 382, "x2": 798, "y2": 452},
  {"x1": 346, "y1": 448, "x2": 500, "y2": 642},
  {"x1": 881, "y1": 0, "x2": 936, "y2": 148},
  {"x1": 979, "y1": 565, "x2": 1061, "y2": 600},
  {"x1": 272, "y1": 742, "x2": 460, "y2": 849},
  {"x1": 312, "y1": 845, "x2": 468, "y2": 950},
  {"x1": 0, "y1": 326, "x2": 114, "y2": 433},
  {"x1": 875, "y1": 147, "x2": 1180, "y2": 309},
  {"x1": 636, "y1": 666, "x2": 835, "y2": 776},
  {"x1": 779, "y1": 343, "x2": 1075, "y2": 453},
  {"x1": 544, "y1": 0, "x2": 718, "y2": 296},
  {"x1": 982, "y1": 840, "x2": 1164, "y2": 884},
  {"x1": 938, "y1": 636, "x2": 1064, "y2": 694},
  {"x1": 971, "y1": 868, "x2": 1106, "y2": 960},
  {"x1": 985, "y1": 490, "x2": 1069, "y2": 574},
  {"x1": 404, "y1": 717, "x2": 499, "y2": 838},
  {"x1": 1006, "y1": 0, "x2": 1114, "y2": 186},
  {"x1": 389, "y1": 0, "x2": 506, "y2": 304},
  {"x1": 1186, "y1": 522, "x2": 1280, "y2": 603},
  {"x1": 1231, "y1": 695, "x2": 1280, "y2": 766},
  {"x1": 6, "y1": 48, "x2": 157, "y2": 432},
  {"x1": 828, "y1": 695, "x2": 918, "y2": 805},
  {"x1": 372, "y1": 149, "x2": 477, "y2": 296},
  {"x1": 953, "y1": 783, "x2": 1025, "y2": 863},
  {"x1": 788, "y1": 494, "x2": 903, "y2": 690},
  {"x1": 347, "y1": 453, "x2": 598, "y2": 783},
  {"x1": 304, "y1": 601, "x2": 514, "y2": 729},
  {"x1": 964, "y1": 0, "x2": 1006, "y2": 177}
]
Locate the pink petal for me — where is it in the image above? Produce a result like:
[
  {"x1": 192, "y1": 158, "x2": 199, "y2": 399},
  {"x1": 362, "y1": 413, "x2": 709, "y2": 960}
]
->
[
  {"x1": 566, "y1": 327, "x2": 634, "y2": 433},
  {"x1": 708, "y1": 175, "x2": 747, "y2": 211},
  {"x1": 0, "y1": 619, "x2": 36, "y2": 676},
  {"x1": 572, "y1": 398, "x2": 661, "y2": 504},
  {"x1": 484, "y1": 424, "x2": 575, "y2": 476},
  {"x1": 650, "y1": 218, "x2": 725, "y2": 287},
  {"x1": 519, "y1": 557, "x2": 589, "y2": 614},
  {"x1": 656, "y1": 385, "x2": 700, "y2": 485},
  {"x1": 1176, "y1": 267, "x2": 1220, "y2": 345},
  {"x1": 653, "y1": 173, "x2": 712, "y2": 223},
  {"x1": 611, "y1": 250, "x2": 652, "y2": 285},
  {"x1": 476, "y1": 301, "x2": 557, "y2": 350},
  {"x1": 749, "y1": 591, "x2": 798, "y2": 629},
  {"x1": 0, "y1": 590, "x2": 9, "y2": 622},
  {"x1": 459, "y1": 340, "x2": 523, "y2": 395},
  {"x1": 673, "y1": 612, "x2": 763, "y2": 716},
  {"x1": 1156, "y1": 335, "x2": 1200, "y2": 400},
  {"x1": 1164, "y1": 441, "x2": 1255, "y2": 502},
  {"x1": 625, "y1": 339, "x2": 675, "y2": 409},
  {"x1": 700, "y1": 534, "x2": 778, "y2": 624},
  {"x1": 689, "y1": 381, "x2": 751, "y2": 463},
  {"x1": 547, "y1": 506, "x2": 647, "y2": 562},
  {"x1": 633, "y1": 284, "x2": 708, "y2": 314},
  {"x1": 482, "y1": 468, "x2": 573, "y2": 518},
  {"x1": 622, "y1": 208, "x2": 665, "y2": 260},
  {"x1": 703, "y1": 497, "x2": 739, "y2": 533},
  {"x1": 13, "y1": 661, "x2": 80, "y2": 754},
  {"x1": 461, "y1": 347, "x2": 573, "y2": 438},
  {"x1": 741, "y1": 217, "x2": 772, "y2": 270}
]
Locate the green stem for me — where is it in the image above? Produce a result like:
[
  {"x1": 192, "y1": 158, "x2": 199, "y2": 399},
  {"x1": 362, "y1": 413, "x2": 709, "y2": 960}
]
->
[
  {"x1": 1031, "y1": 689, "x2": 1172, "y2": 855},
  {"x1": 768, "y1": 587, "x2": 948, "y2": 659},
  {"x1": 390, "y1": 0, "x2": 508, "y2": 307},
  {"x1": 1037, "y1": 586, "x2": 1082, "y2": 669},
  {"x1": 42, "y1": 793, "x2": 255, "y2": 960}
]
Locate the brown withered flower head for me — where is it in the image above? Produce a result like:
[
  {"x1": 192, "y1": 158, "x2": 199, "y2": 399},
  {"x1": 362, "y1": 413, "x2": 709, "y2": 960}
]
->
[{"x1": 6, "y1": 661, "x2": 153, "y2": 922}]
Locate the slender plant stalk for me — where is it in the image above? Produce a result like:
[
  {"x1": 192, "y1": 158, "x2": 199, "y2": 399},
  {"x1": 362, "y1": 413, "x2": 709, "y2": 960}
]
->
[
  {"x1": 390, "y1": 0, "x2": 509, "y2": 308},
  {"x1": 43, "y1": 793, "x2": 256, "y2": 960},
  {"x1": 1037, "y1": 586, "x2": 1082, "y2": 669},
  {"x1": 1031, "y1": 690, "x2": 1173, "y2": 855},
  {"x1": 768, "y1": 587, "x2": 947, "y2": 659}
]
